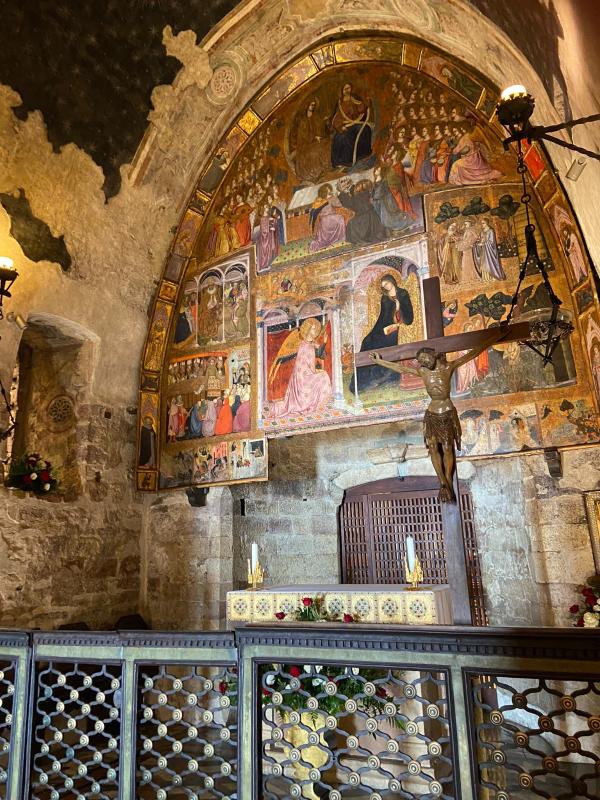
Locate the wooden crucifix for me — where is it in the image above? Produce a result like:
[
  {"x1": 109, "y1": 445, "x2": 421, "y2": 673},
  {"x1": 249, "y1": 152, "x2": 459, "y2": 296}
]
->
[{"x1": 354, "y1": 276, "x2": 530, "y2": 503}]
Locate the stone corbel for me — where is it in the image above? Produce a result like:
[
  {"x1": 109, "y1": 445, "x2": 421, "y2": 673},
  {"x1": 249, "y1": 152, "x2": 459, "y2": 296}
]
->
[{"x1": 543, "y1": 447, "x2": 562, "y2": 478}]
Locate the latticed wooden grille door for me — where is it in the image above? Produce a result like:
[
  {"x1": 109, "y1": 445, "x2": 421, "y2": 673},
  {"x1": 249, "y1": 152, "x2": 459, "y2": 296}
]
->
[{"x1": 339, "y1": 477, "x2": 487, "y2": 625}]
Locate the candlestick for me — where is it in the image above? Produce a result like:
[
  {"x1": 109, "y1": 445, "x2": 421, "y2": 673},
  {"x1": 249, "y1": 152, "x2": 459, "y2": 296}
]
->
[{"x1": 406, "y1": 536, "x2": 416, "y2": 574}]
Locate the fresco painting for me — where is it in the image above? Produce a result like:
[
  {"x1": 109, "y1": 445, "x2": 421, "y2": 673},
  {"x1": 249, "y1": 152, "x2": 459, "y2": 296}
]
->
[
  {"x1": 547, "y1": 197, "x2": 588, "y2": 287},
  {"x1": 426, "y1": 183, "x2": 554, "y2": 289},
  {"x1": 143, "y1": 302, "x2": 172, "y2": 372},
  {"x1": 139, "y1": 40, "x2": 600, "y2": 490},
  {"x1": 194, "y1": 62, "x2": 514, "y2": 276},
  {"x1": 159, "y1": 436, "x2": 267, "y2": 489},
  {"x1": 257, "y1": 242, "x2": 429, "y2": 434},
  {"x1": 585, "y1": 315, "x2": 600, "y2": 408},
  {"x1": 166, "y1": 346, "x2": 252, "y2": 442}
]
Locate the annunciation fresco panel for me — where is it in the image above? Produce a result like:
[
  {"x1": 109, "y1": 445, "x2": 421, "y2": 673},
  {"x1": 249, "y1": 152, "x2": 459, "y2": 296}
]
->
[{"x1": 137, "y1": 36, "x2": 600, "y2": 490}]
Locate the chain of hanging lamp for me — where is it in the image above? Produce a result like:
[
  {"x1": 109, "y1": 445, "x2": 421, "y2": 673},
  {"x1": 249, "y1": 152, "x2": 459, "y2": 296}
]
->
[
  {"x1": 0, "y1": 376, "x2": 15, "y2": 442},
  {"x1": 504, "y1": 139, "x2": 574, "y2": 365}
]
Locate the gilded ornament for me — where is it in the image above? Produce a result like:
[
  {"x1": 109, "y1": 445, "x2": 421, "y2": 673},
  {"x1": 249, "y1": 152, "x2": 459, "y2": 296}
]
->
[
  {"x1": 560, "y1": 695, "x2": 576, "y2": 711},
  {"x1": 204, "y1": 743, "x2": 215, "y2": 756},
  {"x1": 519, "y1": 773, "x2": 534, "y2": 788},
  {"x1": 408, "y1": 760, "x2": 421, "y2": 775},
  {"x1": 347, "y1": 736, "x2": 359, "y2": 749}
]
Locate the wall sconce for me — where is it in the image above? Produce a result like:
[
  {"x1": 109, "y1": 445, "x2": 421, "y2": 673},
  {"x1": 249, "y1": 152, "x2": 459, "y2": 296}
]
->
[
  {"x1": 0, "y1": 257, "x2": 18, "y2": 321},
  {"x1": 496, "y1": 83, "x2": 600, "y2": 161}
]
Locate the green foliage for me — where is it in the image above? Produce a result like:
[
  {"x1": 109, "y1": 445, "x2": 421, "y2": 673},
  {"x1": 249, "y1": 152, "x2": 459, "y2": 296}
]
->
[
  {"x1": 465, "y1": 292, "x2": 513, "y2": 324},
  {"x1": 260, "y1": 664, "x2": 406, "y2": 730},
  {"x1": 491, "y1": 194, "x2": 520, "y2": 221},
  {"x1": 462, "y1": 196, "x2": 490, "y2": 216},
  {"x1": 434, "y1": 202, "x2": 460, "y2": 224}
]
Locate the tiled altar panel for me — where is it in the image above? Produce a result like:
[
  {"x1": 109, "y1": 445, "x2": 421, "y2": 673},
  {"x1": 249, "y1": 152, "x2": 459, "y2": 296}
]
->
[{"x1": 226, "y1": 584, "x2": 453, "y2": 627}]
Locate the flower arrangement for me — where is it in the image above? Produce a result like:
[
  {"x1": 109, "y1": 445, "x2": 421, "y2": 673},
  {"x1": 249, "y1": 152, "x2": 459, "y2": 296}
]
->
[
  {"x1": 569, "y1": 575, "x2": 600, "y2": 627},
  {"x1": 274, "y1": 595, "x2": 356, "y2": 624},
  {"x1": 6, "y1": 453, "x2": 58, "y2": 494},
  {"x1": 259, "y1": 664, "x2": 405, "y2": 729}
]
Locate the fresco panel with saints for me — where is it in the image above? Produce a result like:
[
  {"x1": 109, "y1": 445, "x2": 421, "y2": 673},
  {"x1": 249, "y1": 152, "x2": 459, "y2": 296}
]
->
[{"x1": 146, "y1": 43, "x2": 600, "y2": 490}]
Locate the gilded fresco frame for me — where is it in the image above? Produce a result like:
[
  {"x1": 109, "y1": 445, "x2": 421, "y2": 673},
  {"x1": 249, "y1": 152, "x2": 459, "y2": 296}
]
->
[{"x1": 584, "y1": 490, "x2": 600, "y2": 574}]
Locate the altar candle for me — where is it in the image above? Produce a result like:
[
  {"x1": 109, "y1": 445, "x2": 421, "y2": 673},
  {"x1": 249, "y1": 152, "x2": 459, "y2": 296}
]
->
[
  {"x1": 251, "y1": 542, "x2": 258, "y2": 573},
  {"x1": 406, "y1": 536, "x2": 416, "y2": 574}
]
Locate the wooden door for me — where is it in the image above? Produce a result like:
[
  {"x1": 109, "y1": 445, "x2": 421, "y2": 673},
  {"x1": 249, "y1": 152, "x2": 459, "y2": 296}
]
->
[{"x1": 339, "y1": 476, "x2": 487, "y2": 625}]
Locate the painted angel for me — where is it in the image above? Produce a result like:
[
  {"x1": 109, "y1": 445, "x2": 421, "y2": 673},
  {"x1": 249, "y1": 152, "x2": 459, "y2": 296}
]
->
[{"x1": 266, "y1": 318, "x2": 331, "y2": 418}]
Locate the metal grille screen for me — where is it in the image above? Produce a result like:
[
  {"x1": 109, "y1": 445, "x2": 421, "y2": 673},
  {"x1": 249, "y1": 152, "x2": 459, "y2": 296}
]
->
[{"x1": 340, "y1": 482, "x2": 487, "y2": 626}]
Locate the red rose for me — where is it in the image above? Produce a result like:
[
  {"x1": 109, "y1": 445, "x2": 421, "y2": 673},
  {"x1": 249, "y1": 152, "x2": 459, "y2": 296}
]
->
[
  {"x1": 22, "y1": 474, "x2": 32, "y2": 485},
  {"x1": 289, "y1": 666, "x2": 302, "y2": 678},
  {"x1": 40, "y1": 470, "x2": 50, "y2": 482},
  {"x1": 576, "y1": 617, "x2": 584, "y2": 627},
  {"x1": 262, "y1": 688, "x2": 271, "y2": 697},
  {"x1": 218, "y1": 681, "x2": 227, "y2": 695},
  {"x1": 343, "y1": 613, "x2": 354, "y2": 623},
  {"x1": 275, "y1": 612, "x2": 286, "y2": 620},
  {"x1": 569, "y1": 604, "x2": 580, "y2": 613},
  {"x1": 302, "y1": 597, "x2": 313, "y2": 607}
]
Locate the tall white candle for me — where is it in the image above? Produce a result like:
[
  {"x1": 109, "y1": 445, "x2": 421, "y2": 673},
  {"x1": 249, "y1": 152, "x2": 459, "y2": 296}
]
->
[
  {"x1": 406, "y1": 536, "x2": 416, "y2": 574},
  {"x1": 251, "y1": 542, "x2": 258, "y2": 573}
]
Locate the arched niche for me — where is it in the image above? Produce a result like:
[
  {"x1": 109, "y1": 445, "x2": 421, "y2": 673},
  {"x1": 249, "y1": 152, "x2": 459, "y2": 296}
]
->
[{"x1": 137, "y1": 32, "x2": 600, "y2": 493}]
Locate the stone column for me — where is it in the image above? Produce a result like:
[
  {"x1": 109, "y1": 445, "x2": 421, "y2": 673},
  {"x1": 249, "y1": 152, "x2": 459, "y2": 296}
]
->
[{"x1": 330, "y1": 306, "x2": 345, "y2": 409}]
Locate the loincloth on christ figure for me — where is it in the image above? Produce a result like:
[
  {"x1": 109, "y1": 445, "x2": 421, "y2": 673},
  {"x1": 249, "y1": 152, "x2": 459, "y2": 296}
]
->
[{"x1": 423, "y1": 407, "x2": 462, "y2": 451}]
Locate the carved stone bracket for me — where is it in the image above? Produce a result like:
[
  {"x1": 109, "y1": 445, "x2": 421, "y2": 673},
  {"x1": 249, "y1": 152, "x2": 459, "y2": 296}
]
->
[{"x1": 543, "y1": 447, "x2": 563, "y2": 478}]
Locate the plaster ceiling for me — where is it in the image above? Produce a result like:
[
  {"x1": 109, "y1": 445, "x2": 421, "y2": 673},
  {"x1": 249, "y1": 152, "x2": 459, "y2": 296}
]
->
[{"x1": 0, "y1": 0, "x2": 240, "y2": 199}]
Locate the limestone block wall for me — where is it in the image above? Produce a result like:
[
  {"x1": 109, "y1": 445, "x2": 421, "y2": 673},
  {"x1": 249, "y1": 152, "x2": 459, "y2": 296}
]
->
[
  {"x1": 140, "y1": 487, "x2": 233, "y2": 630},
  {"x1": 227, "y1": 423, "x2": 600, "y2": 630},
  {"x1": 0, "y1": 402, "x2": 142, "y2": 629}
]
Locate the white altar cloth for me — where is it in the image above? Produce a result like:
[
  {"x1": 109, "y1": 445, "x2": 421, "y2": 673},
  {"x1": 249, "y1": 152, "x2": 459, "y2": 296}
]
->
[{"x1": 226, "y1": 583, "x2": 453, "y2": 627}]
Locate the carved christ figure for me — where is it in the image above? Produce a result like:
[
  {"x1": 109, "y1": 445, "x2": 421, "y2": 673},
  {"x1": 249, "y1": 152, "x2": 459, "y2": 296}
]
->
[{"x1": 370, "y1": 327, "x2": 505, "y2": 502}]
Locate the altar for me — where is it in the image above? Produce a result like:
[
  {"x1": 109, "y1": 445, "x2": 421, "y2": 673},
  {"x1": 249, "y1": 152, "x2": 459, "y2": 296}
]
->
[{"x1": 226, "y1": 584, "x2": 453, "y2": 627}]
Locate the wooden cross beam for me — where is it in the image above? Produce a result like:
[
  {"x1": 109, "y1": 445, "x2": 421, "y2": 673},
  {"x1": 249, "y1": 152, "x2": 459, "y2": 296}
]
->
[{"x1": 353, "y1": 276, "x2": 530, "y2": 367}]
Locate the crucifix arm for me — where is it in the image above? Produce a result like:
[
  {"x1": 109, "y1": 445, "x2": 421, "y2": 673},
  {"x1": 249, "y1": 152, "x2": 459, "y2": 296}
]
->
[
  {"x1": 449, "y1": 325, "x2": 507, "y2": 370},
  {"x1": 369, "y1": 352, "x2": 420, "y2": 376}
]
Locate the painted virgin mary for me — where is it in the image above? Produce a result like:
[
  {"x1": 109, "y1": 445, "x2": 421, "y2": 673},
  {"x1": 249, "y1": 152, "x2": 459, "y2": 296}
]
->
[
  {"x1": 331, "y1": 83, "x2": 373, "y2": 169},
  {"x1": 349, "y1": 273, "x2": 414, "y2": 393}
]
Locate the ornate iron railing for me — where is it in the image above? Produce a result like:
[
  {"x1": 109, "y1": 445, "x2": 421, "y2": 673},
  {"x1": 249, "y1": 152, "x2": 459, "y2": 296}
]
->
[{"x1": 0, "y1": 626, "x2": 598, "y2": 798}]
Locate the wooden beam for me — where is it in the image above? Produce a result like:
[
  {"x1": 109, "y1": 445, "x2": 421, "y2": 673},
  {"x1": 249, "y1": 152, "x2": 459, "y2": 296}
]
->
[
  {"x1": 423, "y1": 276, "x2": 444, "y2": 339},
  {"x1": 353, "y1": 321, "x2": 531, "y2": 367}
]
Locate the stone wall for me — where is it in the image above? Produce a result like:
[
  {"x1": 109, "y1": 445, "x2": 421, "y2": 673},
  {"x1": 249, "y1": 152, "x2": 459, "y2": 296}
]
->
[
  {"x1": 227, "y1": 426, "x2": 600, "y2": 630},
  {"x1": 140, "y1": 487, "x2": 233, "y2": 630}
]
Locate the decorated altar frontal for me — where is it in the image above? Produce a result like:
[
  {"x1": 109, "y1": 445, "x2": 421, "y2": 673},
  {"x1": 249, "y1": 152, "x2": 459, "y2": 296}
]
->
[{"x1": 226, "y1": 584, "x2": 453, "y2": 627}]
